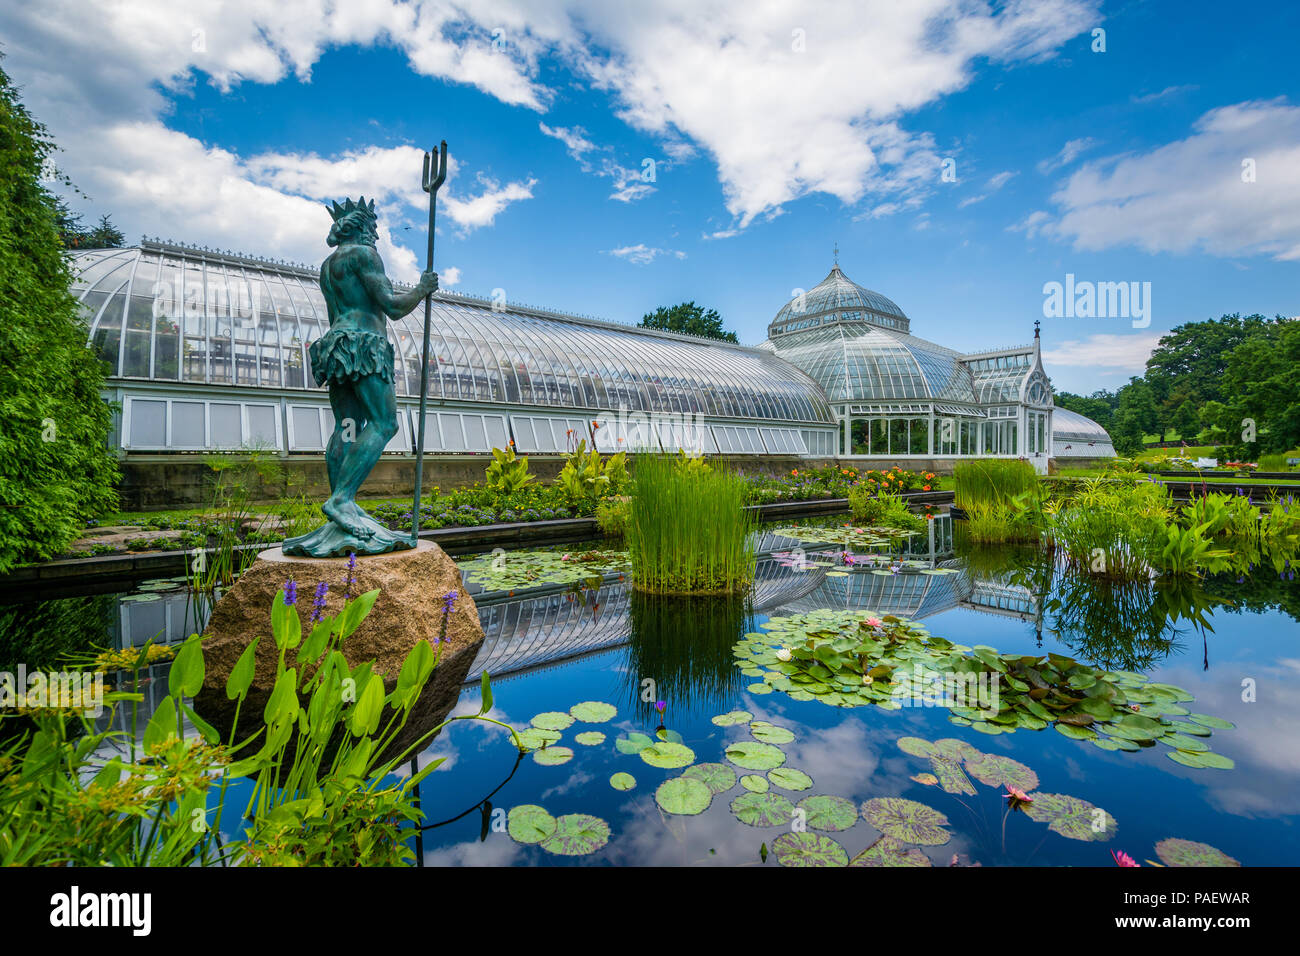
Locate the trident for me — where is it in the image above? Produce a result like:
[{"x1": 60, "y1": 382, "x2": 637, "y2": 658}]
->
[{"x1": 412, "y1": 141, "x2": 447, "y2": 545}]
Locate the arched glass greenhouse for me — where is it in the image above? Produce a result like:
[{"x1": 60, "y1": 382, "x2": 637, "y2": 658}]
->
[
  {"x1": 69, "y1": 242, "x2": 1112, "y2": 464},
  {"x1": 71, "y1": 241, "x2": 839, "y2": 458}
]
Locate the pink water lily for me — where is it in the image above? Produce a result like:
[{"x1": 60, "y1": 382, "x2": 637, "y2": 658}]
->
[
  {"x1": 865, "y1": 617, "x2": 883, "y2": 628},
  {"x1": 1004, "y1": 786, "x2": 1033, "y2": 810},
  {"x1": 1111, "y1": 849, "x2": 1140, "y2": 867}
]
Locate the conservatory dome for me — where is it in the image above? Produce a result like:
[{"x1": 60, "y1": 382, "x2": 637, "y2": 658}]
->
[
  {"x1": 768, "y1": 263, "x2": 910, "y2": 337},
  {"x1": 760, "y1": 263, "x2": 977, "y2": 408}
]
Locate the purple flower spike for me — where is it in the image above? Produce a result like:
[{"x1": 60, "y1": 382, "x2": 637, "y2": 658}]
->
[
  {"x1": 310, "y1": 580, "x2": 329, "y2": 625},
  {"x1": 283, "y1": 579, "x2": 298, "y2": 606}
]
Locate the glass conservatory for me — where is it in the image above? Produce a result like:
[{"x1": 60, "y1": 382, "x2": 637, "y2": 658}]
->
[
  {"x1": 71, "y1": 241, "x2": 839, "y2": 458},
  {"x1": 69, "y1": 242, "x2": 1112, "y2": 465},
  {"x1": 759, "y1": 263, "x2": 1107, "y2": 468}
]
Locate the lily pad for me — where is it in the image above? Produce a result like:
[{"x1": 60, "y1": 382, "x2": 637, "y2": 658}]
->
[
  {"x1": 772, "y1": 831, "x2": 849, "y2": 867},
  {"x1": 1154, "y1": 837, "x2": 1241, "y2": 867},
  {"x1": 963, "y1": 753, "x2": 1039, "y2": 792},
  {"x1": 1022, "y1": 793, "x2": 1117, "y2": 842},
  {"x1": 725, "y1": 741, "x2": 787, "y2": 771},
  {"x1": 569, "y1": 701, "x2": 617, "y2": 723},
  {"x1": 532, "y1": 745, "x2": 574, "y2": 766},
  {"x1": 655, "y1": 776, "x2": 713, "y2": 816},
  {"x1": 507, "y1": 805, "x2": 556, "y2": 844},
  {"x1": 861, "y1": 797, "x2": 951, "y2": 846},
  {"x1": 897, "y1": 736, "x2": 937, "y2": 758},
  {"x1": 639, "y1": 741, "x2": 696, "y2": 769},
  {"x1": 797, "y1": 795, "x2": 858, "y2": 832},
  {"x1": 1186, "y1": 713, "x2": 1235, "y2": 730},
  {"x1": 929, "y1": 756, "x2": 976, "y2": 796},
  {"x1": 609, "y1": 772, "x2": 636, "y2": 791},
  {"x1": 750, "y1": 721, "x2": 796, "y2": 745},
  {"x1": 614, "y1": 732, "x2": 655, "y2": 754},
  {"x1": 849, "y1": 835, "x2": 931, "y2": 867},
  {"x1": 539, "y1": 814, "x2": 610, "y2": 856},
  {"x1": 1167, "y1": 750, "x2": 1235, "y2": 770},
  {"x1": 731, "y1": 791, "x2": 795, "y2": 827},
  {"x1": 683, "y1": 762, "x2": 737, "y2": 794},
  {"x1": 517, "y1": 727, "x2": 561, "y2": 750},
  {"x1": 531, "y1": 711, "x2": 575, "y2": 731},
  {"x1": 911, "y1": 772, "x2": 939, "y2": 786},
  {"x1": 712, "y1": 710, "x2": 753, "y2": 726},
  {"x1": 574, "y1": 731, "x2": 606, "y2": 746},
  {"x1": 768, "y1": 767, "x2": 813, "y2": 791},
  {"x1": 740, "y1": 774, "x2": 769, "y2": 793}
]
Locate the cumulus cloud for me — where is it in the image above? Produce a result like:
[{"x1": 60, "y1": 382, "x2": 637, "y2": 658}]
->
[
  {"x1": 1028, "y1": 99, "x2": 1300, "y2": 261},
  {"x1": 1040, "y1": 332, "x2": 1161, "y2": 371},
  {"x1": 604, "y1": 243, "x2": 685, "y2": 264}
]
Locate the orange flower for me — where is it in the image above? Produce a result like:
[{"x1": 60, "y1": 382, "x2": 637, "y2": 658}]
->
[{"x1": 922, "y1": 484, "x2": 931, "y2": 491}]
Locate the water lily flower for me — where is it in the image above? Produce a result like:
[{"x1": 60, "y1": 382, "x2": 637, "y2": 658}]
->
[
  {"x1": 1004, "y1": 786, "x2": 1033, "y2": 809},
  {"x1": 775, "y1": 648, "x2": 792, "y2": 662},
  {"x1": 1111, "y1": 849, "x2": 1140, "y2": 867},
  {"x1": 655, "y1": 700, "x2": 667, "y2": 715},
  {"x1": 865, "y1": 617, "x2": 883, "y2": 628},
  {"x1": 862, "y1": 674, "x2": 874, "y2": 684}
]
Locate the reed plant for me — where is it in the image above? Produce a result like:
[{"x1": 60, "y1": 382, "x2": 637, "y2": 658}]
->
[
  {"x1": 953, "y1": 458, "x2": 1038, "y2": 510},
  {"x1": 626, "y1": 453, "x2": 755, "y2": 595}
]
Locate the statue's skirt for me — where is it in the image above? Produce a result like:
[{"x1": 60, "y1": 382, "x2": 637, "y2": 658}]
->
[{"x1": 309, "y1": 328, "x2": 395, "y2": 386}]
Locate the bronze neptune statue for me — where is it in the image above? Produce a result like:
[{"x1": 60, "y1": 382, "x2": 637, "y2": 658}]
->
[{"x1": 282, "y1": 197, "x2": 437, "y2": 557}]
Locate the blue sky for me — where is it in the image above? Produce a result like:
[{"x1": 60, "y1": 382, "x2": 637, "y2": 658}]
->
[{"x1": 4, "y1": 0, "x2": 1298, "y2": 393}]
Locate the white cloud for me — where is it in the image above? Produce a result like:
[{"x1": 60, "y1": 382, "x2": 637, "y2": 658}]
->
[
  {"x1": 538, "y1": 121, "x2": 597, "y2": 165},
  {"x1": 439, "y1": 265, "x2": 462, "y2": 287},
  {"x1": 1037, "y1": 136, "x2": 1097, "y2": 174},
  {"x1": 1029, "y1": 99, "x2": 1300, "y2": 261},
  {"x1": 3, "y1": 0, "x2": 1099, "y2": 252},
  {"x1": 1131, "y1": 84, "x2": 1196, "y2": 104},
  {"x1": 604, "y1": 243, "x2": 685, "y2": 264},
  {"x1": 1040, "y1": 332, "x2": 1161, "y2": 371},
  {"x1": 441, "y1": 173, "x2": 539, "y2": 232}
]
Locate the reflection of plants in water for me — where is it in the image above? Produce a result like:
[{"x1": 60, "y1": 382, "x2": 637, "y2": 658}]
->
[
  {"x1": 1043, "y1": 571, "x2": 1220, "y2": 673},
  {"x1": 0, "y1": 593, "x2": 116, "y2": 674},
  {"x1": 625, "y1": 592, "x2": 750, "y2": 723}
]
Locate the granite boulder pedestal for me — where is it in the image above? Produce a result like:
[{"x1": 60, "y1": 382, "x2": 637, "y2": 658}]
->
[{"x1": 193, "y1": 541, "x2": 484, "y2": 762}]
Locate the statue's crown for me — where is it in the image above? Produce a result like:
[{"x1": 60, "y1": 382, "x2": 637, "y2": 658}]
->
[{"x1": 327, "y1": 196, "x2": 377, "y2": 223}]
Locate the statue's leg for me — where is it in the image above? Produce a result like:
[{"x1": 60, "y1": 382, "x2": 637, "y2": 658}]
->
[
  {"x1": 325, "y1": 381, "x2": 360, "y2": 493},
  {"x1": 322, "y1": 377, "x2": 384, "y2": 540},
  {"x1": 328, "y1": 373, "x2": 397, "y2": 529}
]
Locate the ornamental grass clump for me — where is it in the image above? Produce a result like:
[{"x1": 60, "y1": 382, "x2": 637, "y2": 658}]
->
[
  {"x1": 953, "y1": 458, "x2": 1039, "y2": 510},
  {"x1": 626, "y1": 453, "x2": 755, "y2": 595}
]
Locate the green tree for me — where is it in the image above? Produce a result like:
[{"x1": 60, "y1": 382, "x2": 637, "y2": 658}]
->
[
  {"x1": 639, "y1": 301, "x2": 738, "y2": 342},
  {"x1": 85, "y1": 213, "x2": 124, "y2": 248},
  {"x1": 0, "y1": 62, "x2": 119, "y2": 571},
  {"x1": 1169, "y1": 399, "x2": 1201, "y2": 443},
  {"x1": 1219, "y1": 318, "x2": 1300, "y2": 454}
]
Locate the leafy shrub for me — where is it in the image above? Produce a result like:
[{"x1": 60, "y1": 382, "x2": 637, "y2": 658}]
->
[
  {"x1": 847, "y1": 486, "x2": 924, "y2": 532},
  {"x1": 0, "y1": 65, "x2": 119, "y2": 572},
  {"x1": 596, "y1": 497, "x2": 629, "y2": 538},
  {"x1": 484, "y1": 445, "x2": 535, "y2": 494}
]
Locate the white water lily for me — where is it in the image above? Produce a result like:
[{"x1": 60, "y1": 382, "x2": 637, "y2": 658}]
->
[{"x1": 775, "y1": 648, "x2": 792, "y2": 662}]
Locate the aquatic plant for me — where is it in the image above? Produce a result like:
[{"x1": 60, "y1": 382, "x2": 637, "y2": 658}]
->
[
  {"x1": 847, "y1": 486, "x2": 925, "y2": 532},
  {"x1": 626, "y1": 453, "x2": 756, "y2": 595},
  {"x1": 953, "y1": 458, "x2": 1038, "y2": 510},
  {"x1": 736, "y1": 609, "x2": 1236, "y2": 769},
  {"x1": 0, "y1": 588, "x2": 522, "y2": 866}
]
